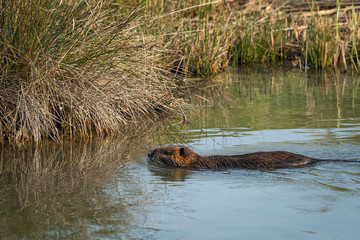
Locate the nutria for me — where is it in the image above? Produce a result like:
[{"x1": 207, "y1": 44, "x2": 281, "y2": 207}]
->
[{"x1": 147, "y1": 145, "x2": 359, "y2": 169}]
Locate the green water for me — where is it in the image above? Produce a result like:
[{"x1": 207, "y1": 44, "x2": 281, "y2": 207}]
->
[{"x1": 1, "y1": 66, "x2": 360, "y2": 239}]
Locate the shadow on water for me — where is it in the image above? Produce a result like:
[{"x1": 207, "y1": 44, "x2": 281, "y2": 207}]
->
[{"x1": 0, "y1": 66, "x2": 360, "y2": 240}]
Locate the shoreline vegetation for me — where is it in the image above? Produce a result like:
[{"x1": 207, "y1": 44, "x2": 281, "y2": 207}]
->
[{"x1": 1, "y1": 0, "x2": 360, "y2": 144}]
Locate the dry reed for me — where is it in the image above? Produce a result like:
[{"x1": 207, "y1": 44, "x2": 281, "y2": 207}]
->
[
  {"x1": 0, "y1": 0, "x2": 181, "y2": 144},
  {"x1": 144, "y1": 0, "x2": 360, "y2": 73}
]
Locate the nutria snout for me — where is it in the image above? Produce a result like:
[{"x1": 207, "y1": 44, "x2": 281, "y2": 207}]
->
[{"x1": 148, "y1": 145, "x2": 319, "y2": 169}]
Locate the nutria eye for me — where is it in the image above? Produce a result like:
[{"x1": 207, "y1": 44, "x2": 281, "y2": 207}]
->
[{"x1": 164, "y1": 152, "x2": 171, "y2": 155}]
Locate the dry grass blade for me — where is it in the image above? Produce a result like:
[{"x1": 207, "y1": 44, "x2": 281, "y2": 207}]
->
[{"x1": 0, "y1": 0, "x2": 181, "y2": 143}]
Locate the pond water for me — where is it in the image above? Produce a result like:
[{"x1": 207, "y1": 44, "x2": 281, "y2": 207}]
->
[{"x1": 1, "y1": 66, "x2": 360, "y2": 239}]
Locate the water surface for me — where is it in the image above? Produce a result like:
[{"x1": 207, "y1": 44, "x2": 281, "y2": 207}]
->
[{"x1": 1, "y1": 66, "x2": 360, "y2": 239}]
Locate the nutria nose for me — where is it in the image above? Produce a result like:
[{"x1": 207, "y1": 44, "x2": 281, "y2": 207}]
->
[{"x1": 148, "y1": 150, "x2": 153, "y2": 159}]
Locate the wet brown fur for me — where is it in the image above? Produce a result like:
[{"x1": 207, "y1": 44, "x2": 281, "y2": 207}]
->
[{"x1": 147, "y1": 145, "x2": 318, "y2": 169}]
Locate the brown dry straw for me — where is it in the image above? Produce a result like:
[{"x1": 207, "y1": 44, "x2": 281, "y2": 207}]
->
[{"x1": 0, "y1": 0, "x2": 181, "y2": 143}]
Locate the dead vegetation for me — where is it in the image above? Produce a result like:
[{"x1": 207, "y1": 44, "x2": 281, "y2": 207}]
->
[
  {"x1": 0, "y1": 0, "x2": 182, "y2": 144},
  {"x1": 146, "y1": 0, "x2": 360, "y2": 73}
]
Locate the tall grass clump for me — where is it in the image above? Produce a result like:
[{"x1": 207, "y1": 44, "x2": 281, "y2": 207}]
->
[
  {"x1": 304, "y1": 16, "x2": 338, "y2": 69},
  {"x1": 0, "y1": 0, "x2": 180, "y2": 143},
  {"x1": 301, "y1": 3, "x2": 360, "y2": 70},
  {"x1": 180, "y1": 16, "x2": 235, "y2": 76},
  {"x1": 120, "y1": 0, "x2": 235, "y2": 77},
  {"x1": 153, "y1": 0, "x2": 235, "y2": 77},
  {"x1": 136, "y1": 0, "x2": 360, "y2": 73},
  {"x1": 228, "y1": 0, "x2": 360, "y2": 71},
  {"x1": 233, "y1": 14, "x2": 292, "y2": 65},
  {"x1": 350, "y1": 6, "x2": 360, "y2": 71}
]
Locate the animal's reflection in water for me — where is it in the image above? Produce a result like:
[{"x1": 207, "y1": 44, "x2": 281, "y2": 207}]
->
[{"x1": 147, "y1": 164, "x2": 194, "y2": 182}]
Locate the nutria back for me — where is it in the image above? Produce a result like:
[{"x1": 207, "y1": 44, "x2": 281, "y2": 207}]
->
[{"x1": 147, "y1": 145, "x2": 317, "y2": 169}]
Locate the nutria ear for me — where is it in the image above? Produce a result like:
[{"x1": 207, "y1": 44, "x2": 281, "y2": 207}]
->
[{"x1": 179, "y1": 147, "x2": 186, "y2": 157}]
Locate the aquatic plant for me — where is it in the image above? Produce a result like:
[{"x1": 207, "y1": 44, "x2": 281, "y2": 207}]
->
[
  {"x1": 304, "y1": 14, "x2": 338, "y2": 69},
  {"x1": 230, "y1": 0, "x2": 360, "y2": 71},
  {"x1": 0, "y1": 0, "x2": 180, "y2": 143},
  {"x1": 176, "y1": 14, "x2": 234, "y2": 77},
  {"x1": 141, "y1": 0, "x2": 235, "y2": 77},
  {"x1": 232, "y1": 13, "x2": 292, "y2": 65},
  {"x1": 140, "y1": 0, "x2": 360, "y2": 74}
]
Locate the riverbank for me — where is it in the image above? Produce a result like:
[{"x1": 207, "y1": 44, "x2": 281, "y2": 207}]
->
[
  {"x1": 143, "y1": 0, "x2": 360, "y2": 75},
  {"x1": 1, "y1": 0, "x2": 359, "y2": 143}
]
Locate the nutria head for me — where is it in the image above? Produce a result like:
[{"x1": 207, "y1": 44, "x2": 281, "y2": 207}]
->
[{"x1": 148, "y1": 145, "x2": 199, "y2": 167}]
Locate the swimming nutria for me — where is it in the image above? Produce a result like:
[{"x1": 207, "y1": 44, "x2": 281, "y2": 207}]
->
[{"x1": 147, "y1": 145, "x2": 359, "y2": 169}]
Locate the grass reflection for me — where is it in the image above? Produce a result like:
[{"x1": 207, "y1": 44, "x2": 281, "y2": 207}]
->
[
  {"x1": 182, "y1": 66, "x2": 360, "y2": 131},
  {"x1": 0, "y1": 123, "x2": 161, "y2": 239}
]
